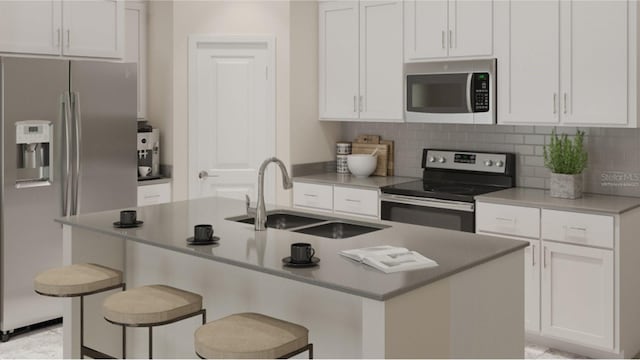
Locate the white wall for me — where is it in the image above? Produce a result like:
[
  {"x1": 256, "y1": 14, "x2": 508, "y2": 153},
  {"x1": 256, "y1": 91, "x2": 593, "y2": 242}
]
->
[{"x1": 148, "y1": 0, "x2": 340, "y2": 205}]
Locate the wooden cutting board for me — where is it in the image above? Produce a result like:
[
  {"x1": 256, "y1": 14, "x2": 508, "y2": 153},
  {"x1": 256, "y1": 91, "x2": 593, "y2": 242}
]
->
[
  {"x1": 351, "y1": 143, "x2": 389, "y2": 176},
  {"x1": 355, "y1": 134, "x2": 380, "y2": 144},
  {"x1": 381, "y1": 140, "x2": 394, "y2": 176}
]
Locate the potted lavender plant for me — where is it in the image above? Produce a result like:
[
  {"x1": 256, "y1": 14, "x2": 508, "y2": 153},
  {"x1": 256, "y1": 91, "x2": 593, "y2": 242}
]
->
[{"x1": 543, "y1": 129, "x2": 588, "y2": 199}]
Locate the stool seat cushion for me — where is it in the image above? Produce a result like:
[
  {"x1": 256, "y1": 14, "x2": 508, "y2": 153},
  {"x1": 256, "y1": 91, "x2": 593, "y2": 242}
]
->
[
  {"x1": 194, "y1": 312, "x2": 309, "y2": 359},
  {"x1": 103, "y1": 285, "x2": 202, "y2": 326},
  {"x1": 34, "y1": 263, "x2": 122, "y2": 297}
]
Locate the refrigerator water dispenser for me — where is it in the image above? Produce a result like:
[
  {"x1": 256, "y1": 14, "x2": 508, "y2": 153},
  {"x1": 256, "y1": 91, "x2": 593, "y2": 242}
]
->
[{"x1": 16, "y1": 120, "x2": 52, "y2": 186}]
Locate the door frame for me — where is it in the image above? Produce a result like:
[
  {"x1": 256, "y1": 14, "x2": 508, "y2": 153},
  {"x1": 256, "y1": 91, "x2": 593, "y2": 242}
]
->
[{"x1": 187, "y1": 34, "x2": 276, "y2": 200}]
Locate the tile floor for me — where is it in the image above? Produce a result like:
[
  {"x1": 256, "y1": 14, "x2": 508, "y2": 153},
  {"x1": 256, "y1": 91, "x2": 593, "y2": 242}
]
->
[{"x1": 0, "y1": 324, "x2": 584, "y2": 359}]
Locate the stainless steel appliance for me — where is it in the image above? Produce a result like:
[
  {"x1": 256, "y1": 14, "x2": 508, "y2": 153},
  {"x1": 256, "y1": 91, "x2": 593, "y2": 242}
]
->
[
  {"x1": 405, "y1": 59, "x2": 496, "y2": 124},
  {"x1": 137, "y1": 127, "x2": 160, "y2": 179},
  {"x1": 0, "y1": 57, "x2": 137, "y2": 341},
  {"x1": 380, "y1": 149, "x2": 515, "y2": 232}
]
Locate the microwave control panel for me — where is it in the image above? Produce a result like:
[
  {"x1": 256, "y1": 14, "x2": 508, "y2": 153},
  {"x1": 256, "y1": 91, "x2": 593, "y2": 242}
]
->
[{"x1": 471, "y1": 73, "x2": 490, "y2": 112}]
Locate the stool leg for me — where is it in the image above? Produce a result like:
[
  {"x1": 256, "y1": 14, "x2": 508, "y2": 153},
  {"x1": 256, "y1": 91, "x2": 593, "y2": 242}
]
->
[
  {"x1": 202, "y1": 309, "x2": 206, "y2": 325},
  {"x1": 309, "y1": 343, "x2": 313, "y2": 359},
  {"x1": 121, "y1": 284, "x2": 127, "y2": 359},
  {"x1": 80, "y1": 296, "x2": 84, "y2": 358},
  {"x1": 149, "y1": 327, "x2": 153, "y2": 359}
]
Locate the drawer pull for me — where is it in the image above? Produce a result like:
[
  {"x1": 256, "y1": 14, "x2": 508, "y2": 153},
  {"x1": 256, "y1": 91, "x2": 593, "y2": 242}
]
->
[
  {"x1": 496, "y1": 217, "x2": 515, "y2": 223},
  {"x1": 144, "y1": 194, "x2": 161, "y2": 199},
  {"x1": 345, "y1": 199, "x2": 361, "y2": 203},
  {"x1": 303, "y1": 194, "x2": 318, "y2": 198},
  {"x1": 564, "y1": 225, "x2": 587, "y2": 238}
]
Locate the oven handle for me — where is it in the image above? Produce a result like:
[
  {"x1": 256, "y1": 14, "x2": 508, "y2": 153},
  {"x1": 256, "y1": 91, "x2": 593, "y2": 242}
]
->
[{"x1": 380, "y1": 194, "x2": 475, "y2": 212}]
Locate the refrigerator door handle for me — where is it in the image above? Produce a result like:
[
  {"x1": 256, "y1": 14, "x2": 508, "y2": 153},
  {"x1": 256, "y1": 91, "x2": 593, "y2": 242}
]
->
[
  {"x1": 62, "y1": 92, "x2": 72, "y2": 217},
  {"x1": 71, "y1": 92, "x2": 82, "y2": 215}
]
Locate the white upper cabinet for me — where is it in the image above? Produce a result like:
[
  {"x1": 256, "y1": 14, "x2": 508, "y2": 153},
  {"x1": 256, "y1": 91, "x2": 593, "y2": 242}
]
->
[
  {"x1": 560, "y1": 1, "x2": 629, "y2": 126},
  {"x1": 404, "y1": 0, "x2": 493, "y2": 61},
  {"x1": 0, "y1": 1, "x2": 62, "y2": 55},
  {"x1": 496, "y1": 0, "x2": 637, "y2": 127},
  {"x1": 358, "y1": 1, "x2": 403, "y2": 120},
  {"x1": 319, "y1": 0, "x2": 403, "y2": 122},
  {"x1": 319, "y1": 1, "x2": 359, "y2": 120},
  {"x1": 495, "y1": 0, "x2": 560, "y2": 124},
  {"x1": 126, "y1": 1, "x2": 147, "y2": 119},
  {"x1": 0, "y1": 0, "x2": 124, "y2": 59}
]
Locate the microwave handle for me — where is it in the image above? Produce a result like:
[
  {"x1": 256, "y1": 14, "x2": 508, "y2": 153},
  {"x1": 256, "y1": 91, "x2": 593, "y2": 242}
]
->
[{"x1": 466, "y1": 73, "x2": 473, "y2": 113}]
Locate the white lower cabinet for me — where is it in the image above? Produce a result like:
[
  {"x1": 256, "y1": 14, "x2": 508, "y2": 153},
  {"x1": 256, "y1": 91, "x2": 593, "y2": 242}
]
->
[
  {"x1": 476, "y1": 201, "x2": 623, "y2": 354},
  {"x1": 137, "y1": 183, "x2": 171, "y2": 207},
  {"x1": 293, "y1": 181, "x2": 379, "y2": 219},
  {"x1": 541, "y1": 241, "x2": 614, "y2": 349}
]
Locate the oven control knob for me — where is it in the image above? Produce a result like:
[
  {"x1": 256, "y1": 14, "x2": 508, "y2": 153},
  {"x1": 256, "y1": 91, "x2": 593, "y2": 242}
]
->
[
  {"x1": 429, "y1": 156, "x2": 436, "y2": 163},
  {"x1": 496, "y1": 160, "x2": 504, "y2": 167},
  {"x1": 484, "y1": 160, "x2": 493, "y2": 167},
  {"x1": 438, "y1": 157, "x2": 446, "y2": 163}
]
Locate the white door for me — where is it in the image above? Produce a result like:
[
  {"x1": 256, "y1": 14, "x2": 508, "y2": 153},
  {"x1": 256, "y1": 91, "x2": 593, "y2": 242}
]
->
[
  {"x1": 560, "y1": 1, "x2": 628, "y2": 125},
  {"x1": 404, "y1": 0, "x2": 448, "y2": 60},
  {"x1": 62, "y1": 0, "x2": 124, "y2": 58},
  {"x1": 541, "y1": 241, "x2": 614, "y2": 349},
  {"x1": 359, "y1": 1, "x2": 403, "y2": 121},
  {"x1": 495, "y1": 0, "x2": 560, "y2": 124},
  {"x1": 525, "y1": 239, "x2": 541, "y2": 333},
  {"x1": 188, "y1": 36, "x2": 276, "y2": 203},
  {"x1": 0, "y1": 0, "x2": 61, "y2": 55},
  {"x1": 319, "y1": 1, "x2": 359, "y2": 120},
  {"x1": 448, "y1": 0, "x2": 493, "y2": 58}
]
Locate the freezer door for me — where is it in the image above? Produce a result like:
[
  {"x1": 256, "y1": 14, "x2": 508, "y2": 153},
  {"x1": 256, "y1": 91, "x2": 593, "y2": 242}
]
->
[
  {"x1": 70, "y1": 61, "x2": 137, "y2": 214},
  {"x1": 0, "y1": 57, "x2": 68, "y2": 332}
]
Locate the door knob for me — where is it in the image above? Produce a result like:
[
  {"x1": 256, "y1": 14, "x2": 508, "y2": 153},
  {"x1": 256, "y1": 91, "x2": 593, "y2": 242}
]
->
[{"x1": 198, "y1": 170, "x2": 218, "y2": 179}]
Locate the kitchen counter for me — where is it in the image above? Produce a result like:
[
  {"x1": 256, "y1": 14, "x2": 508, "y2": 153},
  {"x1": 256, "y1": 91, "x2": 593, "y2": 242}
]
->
[
  {"x1": 475, "y1": 187, "x2": 640, "y2": 214},
  {"x1": 293, "y1": 173, "x2": 417, "y2": 189},
  {"x1": 56, "y1": 196, "x2": 525, "y2": 301},
  {"x1": 56, "y1": 196, "x2": 526, "y2": 358},
  {"x1": 137, "y1": 176, "x2": 171, "y2": 186}
]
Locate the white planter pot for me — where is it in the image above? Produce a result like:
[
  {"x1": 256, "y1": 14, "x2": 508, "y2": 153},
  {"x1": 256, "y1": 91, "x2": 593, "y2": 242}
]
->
[{"x1": 550, "y1": 173, "x2": 583, "y2": 199}]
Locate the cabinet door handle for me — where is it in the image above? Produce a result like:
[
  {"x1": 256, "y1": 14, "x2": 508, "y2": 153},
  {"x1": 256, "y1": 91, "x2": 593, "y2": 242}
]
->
[
  {"x1": 553, "y1": 93, "x2": 557, "y2": 114},
  {"x1": 532, "y1": 244, "x2": 536, "y2": 267},
  {"x1": 563, "y1": 93, "x2": 568, "y2": 114},
  {"x1": 449, "y1": 30, "x2": 453, "y2": 48},
  {"x1": 442, "y1": 30, "x2": 446, "y2": 49},
  {"x1": 66, "y1": 29, "x2": 70, "y2": 48},
  {"x1": 543, "y1": 247, "x2": 548, "y2": 268},
  {"x1": 56, "y1": 28, "x2": 61, "y2": 47},
  {"x1": 359, "y1": 95, "x2": 363, "y2": 112},
  {"x1": 353, "y1": 96, "x2": 357, "y2": 113}
]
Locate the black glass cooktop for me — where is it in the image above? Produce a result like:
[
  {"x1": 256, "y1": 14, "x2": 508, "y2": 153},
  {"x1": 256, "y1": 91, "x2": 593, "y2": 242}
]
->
[{"x1": 381, "y1": 180, "x2": 507, "y2": 203}]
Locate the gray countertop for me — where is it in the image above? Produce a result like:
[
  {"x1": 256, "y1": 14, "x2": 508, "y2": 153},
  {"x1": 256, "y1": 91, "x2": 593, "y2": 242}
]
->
[
  {"x1": 476, "y1": 188, "x2": 640, "y2": 214},
  {"x1": 293, "y1": 173, "x2": 418, "y2": 189},
  {"x1": 55, "y1": 197, "x2": 527, "y2": 301},
  {"x1": 138, "y1": 177, "x2": 171, "y2": 186}
]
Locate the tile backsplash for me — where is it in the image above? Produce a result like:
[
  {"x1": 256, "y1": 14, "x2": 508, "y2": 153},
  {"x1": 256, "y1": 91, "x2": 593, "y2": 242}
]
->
[{"x1": 342, "y1": 123, "x2": 640, "y2": 197}]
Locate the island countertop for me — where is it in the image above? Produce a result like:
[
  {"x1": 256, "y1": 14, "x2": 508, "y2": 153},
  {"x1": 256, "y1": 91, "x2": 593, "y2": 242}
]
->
[{"x1": 55, "y1": 196, "x2": 527, "y2": 301}]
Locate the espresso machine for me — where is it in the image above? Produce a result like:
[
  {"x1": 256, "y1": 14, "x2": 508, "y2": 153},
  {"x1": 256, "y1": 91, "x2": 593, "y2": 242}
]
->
[
  {"x1": 15, "y1": 120, "x2": 52, "y2": 186},
  {"x1": 137, "y1": 126, "x2": 160, "y2": 179}
]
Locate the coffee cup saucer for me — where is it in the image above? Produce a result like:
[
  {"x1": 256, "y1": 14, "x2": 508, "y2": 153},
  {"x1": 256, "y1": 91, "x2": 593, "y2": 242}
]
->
[
  {"x1": 186, "y1": 236, "x2": 220, "y2": 245},
  {"x1": 113, "y1": 220, "x2": 144, "y2": 228},
  {"x1": 282, "y1": 256, "x2": 320, "y2": 268}
]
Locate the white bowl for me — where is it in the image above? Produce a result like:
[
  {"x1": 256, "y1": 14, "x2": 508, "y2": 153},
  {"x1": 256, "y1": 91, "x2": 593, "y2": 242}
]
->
[{"x1": 347, "y1": 154, "x2": 377, "y2": 177}]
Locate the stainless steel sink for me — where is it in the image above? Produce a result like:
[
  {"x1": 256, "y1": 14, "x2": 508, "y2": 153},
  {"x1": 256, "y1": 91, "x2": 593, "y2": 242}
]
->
[
  {"x1": 292, "y1": 221, "x2": 386, "y2": 239},
  {"x1": 228, "y1": 211, "x2": 328, "y2": 230}
]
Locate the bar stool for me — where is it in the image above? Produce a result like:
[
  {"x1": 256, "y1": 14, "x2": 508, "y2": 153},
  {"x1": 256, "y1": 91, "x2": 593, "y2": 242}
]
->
[
  {"x1": 34, "y1": 263, "x2": 126, "y2": 358},
  {"x1": 194, "y1": 312, "x2": 312, "y2": 359},
  {"x1": 103, "y1": 284, "x2": 206, "y2": 359}
]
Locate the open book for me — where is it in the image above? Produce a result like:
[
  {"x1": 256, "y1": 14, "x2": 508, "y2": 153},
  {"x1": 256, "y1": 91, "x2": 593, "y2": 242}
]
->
[{"x1": 339, "y1": 245, "x2": 438, "y2": 274}]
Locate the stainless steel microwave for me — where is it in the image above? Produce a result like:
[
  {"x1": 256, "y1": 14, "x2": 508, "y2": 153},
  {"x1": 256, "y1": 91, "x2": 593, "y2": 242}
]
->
[{"x1": 405, "y1": 59, "x2": 496, "y2": 124}]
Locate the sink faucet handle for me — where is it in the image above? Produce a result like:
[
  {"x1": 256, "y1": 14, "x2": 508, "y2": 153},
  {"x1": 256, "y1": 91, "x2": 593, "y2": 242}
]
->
[{"x1": 246, "y1": 194, "x2": 256, "y2": 216}]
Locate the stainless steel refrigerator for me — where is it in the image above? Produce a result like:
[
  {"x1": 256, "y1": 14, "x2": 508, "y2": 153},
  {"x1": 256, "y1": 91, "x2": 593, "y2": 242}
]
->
[{"x1": 0, "y1": 57, "x2": 137, "y2": 340}]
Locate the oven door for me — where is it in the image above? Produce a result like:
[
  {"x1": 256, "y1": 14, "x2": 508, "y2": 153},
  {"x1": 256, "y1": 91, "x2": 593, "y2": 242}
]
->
[{"x1": 380, "y1": 194, "x2": 475, "y2": 232}]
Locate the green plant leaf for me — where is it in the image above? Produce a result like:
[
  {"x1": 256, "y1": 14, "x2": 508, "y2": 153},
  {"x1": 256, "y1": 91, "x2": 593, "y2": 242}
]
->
[{"x1": 543, "y1": 129, "x2": 587, "y2": 174}]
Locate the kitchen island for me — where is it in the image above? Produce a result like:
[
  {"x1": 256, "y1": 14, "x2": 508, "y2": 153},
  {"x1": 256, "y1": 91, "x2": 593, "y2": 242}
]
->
[{"x1": 56, "y1": 196, "x2": 527, "y2": 358}]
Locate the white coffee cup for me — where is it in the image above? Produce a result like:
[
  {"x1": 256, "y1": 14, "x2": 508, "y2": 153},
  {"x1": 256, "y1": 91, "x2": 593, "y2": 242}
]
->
[{"x1": 138, "y1": 166, "x2": 152, "y2": 177}]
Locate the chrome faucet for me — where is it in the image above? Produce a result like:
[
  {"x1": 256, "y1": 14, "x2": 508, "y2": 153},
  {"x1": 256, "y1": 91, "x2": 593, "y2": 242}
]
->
[{"x1": 246, "y1": 157, "x2": 293, "y2": 231}]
